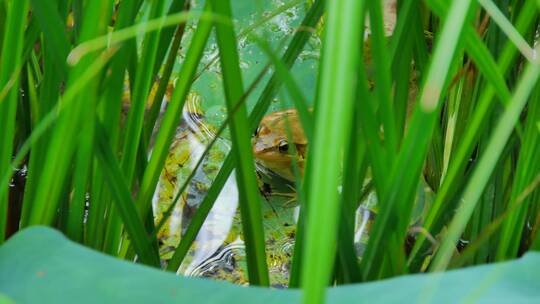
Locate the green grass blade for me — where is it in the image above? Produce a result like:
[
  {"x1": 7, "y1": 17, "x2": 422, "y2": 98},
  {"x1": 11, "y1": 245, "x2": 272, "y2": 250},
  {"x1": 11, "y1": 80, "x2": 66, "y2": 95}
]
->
[
  {"x1": 165, "y1": 0, "x2": 324, "y2": 277},
  {"x1": 210, "y1": 0, "x2": 269, "y2": 286},
  {"x1": 102, "y1": 0, "x2": 168, "y2": 253},
  {"x1": 367, "y1": 0, "x2": 397, "y2": 152},
  {"x1": 29, "y1": 0, "x2": 70, "y2": 73},
  {"x1": 97, "y1": 0, "x2": 141, "y2": 253},
  {"x1": 248, "y1": 0, "x2": 324, "y2": 129},
  {"x1": 19, "y1": 2, "x2": 68, "y2": 227},
  {"x1": 0, "y1": 0, "x2": 30, "y2": 242},
  {"x1": 495, "y1": 85, "x2": 540, "y2": 260},
  {"x1": 360, "y1": 0, "x2": 475, "y2": 280},
  {"x1": 336, "y1": 108, "x2": 366, "y2": 284},
  {"x1": 409, "y1": 0, "x2": 538, "y2": 263},
  {"x1": 301, "y1": 0, "x2": 364, "y2": 302},
  {"x1": 165, "y1": 154, "x2": 234, "y2": 271},
  {"x1": 94, "y1": 121, "x2": 160, "y2": 267},
  {"x1": 478, "y1": 0, "x2": 535, "y2": 61},
  {"x1": 431, "y1": 47, "x2": 540, "y2": 271},
  {"x1": 68, "y1": 11, "x2": 213, "y2": 65},
  {"x1": 24, "y1": 0, "x2": 113, "y2": 227},
  {"x1": 252, "y1": 1, "x2": 324, "y2": 287},
  {"x1": 120, "y1": 0, "x2": 167, "y2": 185},
  {"x1": 144, "y1": 5, "x2": 189, "y2": 144},
  {"x1": 135, "y1": 3, "x2": 213, "y2": 228},
  {"x1": 65, "y1": 123, "x2": 93, "y2": 242},
  {"x1": 152, "y1": 0, "x2": 188, "y2": 76},
  {"x1": 253, "y1": 37, "x2": 313, "y2": 141},
  {"x1": 0, "y1": 3, "x2": 5, "y2": 53}
]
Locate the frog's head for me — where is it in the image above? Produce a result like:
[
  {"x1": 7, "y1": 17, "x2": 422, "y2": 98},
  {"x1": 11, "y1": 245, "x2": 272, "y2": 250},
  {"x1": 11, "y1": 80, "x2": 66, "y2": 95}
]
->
[{"x1": 252, "y1": 109, "x2": 307, "y2": 181}]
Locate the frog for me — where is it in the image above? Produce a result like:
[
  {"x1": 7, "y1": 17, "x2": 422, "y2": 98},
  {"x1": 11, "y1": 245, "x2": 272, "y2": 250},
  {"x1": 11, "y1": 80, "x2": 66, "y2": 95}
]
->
[{"x1": 252, "y1": 109, "x2": 308, "y2": 181}]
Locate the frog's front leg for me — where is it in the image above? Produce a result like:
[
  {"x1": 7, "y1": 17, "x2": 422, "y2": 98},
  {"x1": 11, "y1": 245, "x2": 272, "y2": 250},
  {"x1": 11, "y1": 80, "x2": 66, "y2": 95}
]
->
[
  {"x1": 256, "y1": 170, "x2": 273, "y2": 201},
  {"x1": 256, "y1": 170, "x2": 299, "y2": 208},
  {"x1": 269, "y1": 184, "x2": 298, "y2": 208}
]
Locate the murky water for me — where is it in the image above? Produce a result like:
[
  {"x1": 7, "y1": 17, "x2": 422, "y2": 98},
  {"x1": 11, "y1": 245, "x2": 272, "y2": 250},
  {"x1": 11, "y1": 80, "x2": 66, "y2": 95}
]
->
[
  {"x1": 152, "y1": 100, "x2": 378, "y2": 287},
  {"x1": 151, "y1": 0, "x2": 401, "y2": 287}
]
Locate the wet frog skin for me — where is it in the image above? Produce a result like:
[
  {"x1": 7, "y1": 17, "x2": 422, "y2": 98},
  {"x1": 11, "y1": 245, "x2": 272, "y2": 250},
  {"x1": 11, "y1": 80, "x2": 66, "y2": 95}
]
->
[{"x1": 252, "y1": 109, "x2": 307, "y2": 181}]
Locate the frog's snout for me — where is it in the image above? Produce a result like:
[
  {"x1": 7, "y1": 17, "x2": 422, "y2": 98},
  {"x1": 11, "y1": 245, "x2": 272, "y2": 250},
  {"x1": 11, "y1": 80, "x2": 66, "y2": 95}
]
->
[{"x1": 252, "y1": 138, "x2": 269, "y2": 163}]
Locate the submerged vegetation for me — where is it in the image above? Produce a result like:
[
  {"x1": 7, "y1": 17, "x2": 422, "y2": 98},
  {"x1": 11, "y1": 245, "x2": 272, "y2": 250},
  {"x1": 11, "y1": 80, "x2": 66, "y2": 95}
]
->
[{"x1": 1, "y1": 0, "x2": 540, "y2": 303}]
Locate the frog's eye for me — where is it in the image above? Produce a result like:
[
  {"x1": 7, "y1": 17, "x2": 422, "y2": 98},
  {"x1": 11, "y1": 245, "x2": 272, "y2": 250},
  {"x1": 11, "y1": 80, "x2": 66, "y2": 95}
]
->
[{"x1": 278, "y1": 140, "x2": 289, "y2": 153}]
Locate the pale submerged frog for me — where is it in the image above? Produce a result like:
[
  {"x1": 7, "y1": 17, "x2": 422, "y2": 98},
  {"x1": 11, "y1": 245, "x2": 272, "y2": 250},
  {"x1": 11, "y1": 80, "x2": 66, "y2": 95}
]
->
[{"x1": 252, "y1": 109, "x2": 307, "y2": 181}]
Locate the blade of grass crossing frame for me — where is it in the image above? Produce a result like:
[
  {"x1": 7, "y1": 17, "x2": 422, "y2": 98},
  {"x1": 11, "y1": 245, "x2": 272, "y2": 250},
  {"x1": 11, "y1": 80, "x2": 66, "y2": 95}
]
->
[
  {"x1": 28, "y1": 0, "x2": 70, "y2": 71},
  {"x1": 144, "y1": 4, "x2": 189, "y2": 145},
  {"x1": 0, "y1": 0, "x2": 29, "y2": 242},
  {"x1": 360, "y1": 0, "x2": 476, "y2": 280},
  {"x1": 97, "y1": 0, "x2": 141, "y2": 253},
  {"x1": 367, "y1": 0, "x2": 397, "y2": 152},
  {"x1": 160, "y1": 65, "x2": 272, "y2": 270},
  {"x1": 94, "y1": 121, "x2": 160, "y2": 266},
  {"x1": 0, "y1": 44, "x2": 119, "y2": 230},
  {"x1": 248, "y1": 0, "x2": 324, "y2": 129},
  {"x1": 210, "y1": 0, "x2": 269, "y2": 286},
  {"x1": 165, "y1": 155, "x2": 235, "y2": 271},
  {"x1": 495, "y1": 85, "x2": 540, "y2": 260},
  {"x1": 135, "y1": 2, "x2": 213, "y2": 225},
  {"x1": 25, "y1": 0, "x2": 113, "y2": 226},
  {"x1": 104, "y1": 0, "x2": 167, "y2": 253},
  {"x1": 478, "y1": 0, "x2": 535, "y2": 61},
  {"x1": 300, "y1": 0, "x2": 363, "y2": 302},
  {"x1": 425, "y1": 0, "x2": 512, "y2": 103},
  {"x1": 253, "y1": 37, "x2": 313, "y2": 141},
  {"x1": 121, "y1": 0, "x2": 166, "y2": 187},
  {"x1": 409, "y1": 0, "x2": 538, "y2": 263},
  {"x1": 21, "y1": 0, "x2": 69, "y2": 228},
  {"x1": 252, "y1": 0, "x2": 324, "y2": 287},
  {"x1": 165, "y1": 0, "x2": 324, "y2": 275},
  {"x1": 336, "y1": 106, "x2": 366, "y2": 283},
  {"x1": 431, "y1": 47, "x2": 540, "y2": 271},
  {"x1": 152, "y1": 0, "x2": 188, "y2": 76}
]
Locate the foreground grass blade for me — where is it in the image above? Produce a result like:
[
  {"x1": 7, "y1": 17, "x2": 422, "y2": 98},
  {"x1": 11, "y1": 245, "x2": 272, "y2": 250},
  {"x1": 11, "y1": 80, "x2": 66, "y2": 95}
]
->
[
  {"x1": 99, "y1": 0, "x2": 141, "y2": 254},
  {"x1": 28, "y1": 0, "x2": 70, "y2": 71},
  {"x1": 102, "y1": 0, "x2": 167, "y2": 254},
  {"x1": 0, "y1": 0, "x2": 29, "y2": 243},
  {"x1": 367, "y1": 0, "x2": 397, "y2": 152},
  {"x1": 431, "y1": 48, "x2": 540, "y2": 271},
  {"x1": 94, "y1": 122, "x2": 160, "y2": 267},
  {"x1": 21, "y1": 0, "x2": 70, "y2": 235},
  {"x1": 409, "y1": 0, "x2": 538, "y2": 263},
  {"x1": 495, "y1": 86, "x2": 540, "y2": 260},
  {"x1": 210, "y1": 0, "x2": 269, "y2": 286},
  {"x1": 145, "y1": 3, "x2": 190, "y2": 144},
  {"x1": 120, "y1": 0, "x2": 166, "y2": 185},
  {"x1": 165, "y1": 0, "x2": 323, "y2": 275},
  {"x1": 135, "y1": 3, "x2": 213, "y2": 224},
  {"x1": 360, "y1": 0, "x2": 475, "y2": 280},
  {"x1": 301, "y1": 0, "x2": 363, "y2": 302},
  {"x1": 254, "y1": 37, "x2": 313, "y2": 142},
  {"x1": 166, "y1": 155, "x2": 234, "y2": 271}
]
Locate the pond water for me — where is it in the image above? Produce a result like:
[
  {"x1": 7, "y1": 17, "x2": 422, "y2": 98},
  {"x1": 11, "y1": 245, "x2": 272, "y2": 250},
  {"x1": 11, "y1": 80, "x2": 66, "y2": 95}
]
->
[
  {"x1": 152, "y1": 95, "x2": 380, "y2": 286},
  {"x1": 151, "y1": 0, "x2": 403, "y2": 287}
]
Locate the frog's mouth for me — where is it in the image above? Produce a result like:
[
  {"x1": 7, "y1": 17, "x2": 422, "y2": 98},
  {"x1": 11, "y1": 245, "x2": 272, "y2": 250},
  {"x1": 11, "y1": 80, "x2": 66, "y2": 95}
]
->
[{"x1": 256, "y1": 159, "x2": 296, "y2": 181}]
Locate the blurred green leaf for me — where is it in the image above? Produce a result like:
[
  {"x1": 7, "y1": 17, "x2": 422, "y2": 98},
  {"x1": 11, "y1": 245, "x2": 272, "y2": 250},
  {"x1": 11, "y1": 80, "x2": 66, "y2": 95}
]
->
[{"x1": 2, "y1": 227, "x2": 540, "y2": 303}]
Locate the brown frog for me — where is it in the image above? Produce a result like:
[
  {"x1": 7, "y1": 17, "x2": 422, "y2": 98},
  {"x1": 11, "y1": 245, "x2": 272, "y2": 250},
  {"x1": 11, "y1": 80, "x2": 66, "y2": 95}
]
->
[{"x1": 252, "y1": 109, "x2": 307, "y2": 181}]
